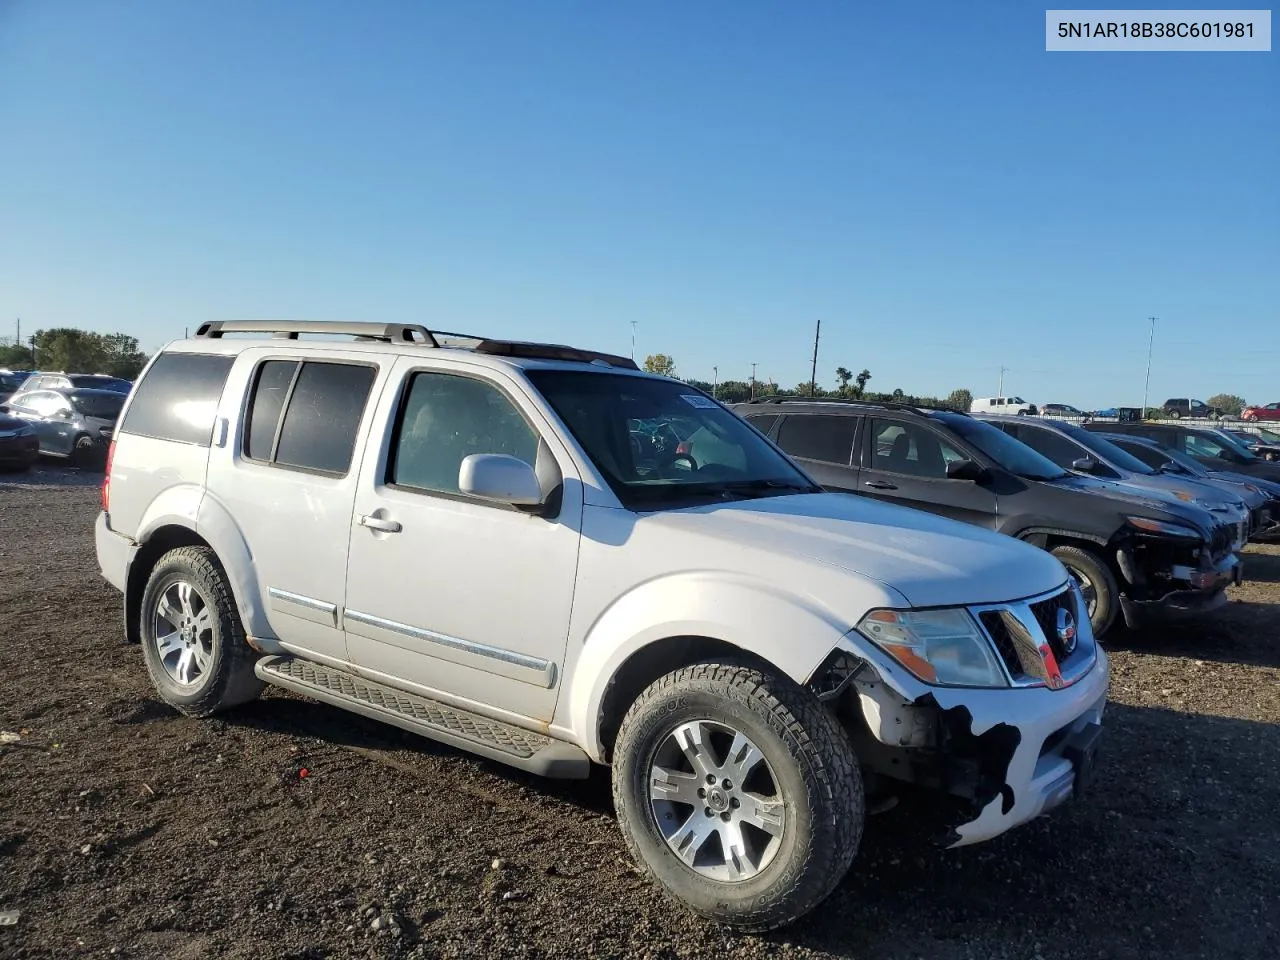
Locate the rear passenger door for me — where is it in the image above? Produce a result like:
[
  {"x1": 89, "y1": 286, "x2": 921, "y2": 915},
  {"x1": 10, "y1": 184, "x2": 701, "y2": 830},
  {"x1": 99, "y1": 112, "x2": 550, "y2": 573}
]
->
[
  {"x1": 342, "y1": 359, "x2": 584, "y2": 724},
  {"x1": 772, "y1": 413, "x2": 861, "y2": 490},
  {"x1": 204, "y1": 352, "x2": 387, "y2": 666},
  {"x1": 856, "y1": 417, "x2": 998, "y2": 528}
]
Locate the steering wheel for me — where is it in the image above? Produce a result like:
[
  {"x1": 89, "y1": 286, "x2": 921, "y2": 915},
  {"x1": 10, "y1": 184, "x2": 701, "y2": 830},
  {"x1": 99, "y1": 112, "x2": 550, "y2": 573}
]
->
[{"x1": 661, "y1": 452, "x2": 698, "y2": 474}]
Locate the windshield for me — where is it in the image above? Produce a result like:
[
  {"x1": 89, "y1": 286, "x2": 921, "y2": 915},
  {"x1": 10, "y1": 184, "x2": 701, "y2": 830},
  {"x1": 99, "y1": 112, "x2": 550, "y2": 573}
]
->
[
  {"x1": 1208, "y1": 429, "x2": 1259, "y2": 461},
  {"x1": 70, "y1": 376, "x2": 130, "y2": 393},
  {"x1": 0, "y1": 374, "x2": 22, "y2": 392},
  {"x1": 1057, "y1": 422, "x2": 1157, "y2": 475},
  {"x1": 70, "y1": 391, "x2": 125, "y2": 420},
  {"x1": 934, "y1": 413, "x2": 1067, "y2": 481},
  {"x1": 1253, "y1": 427, "x2": 1280, "y2": 444},
  {"x1": 526, "y1": 371, "x2": 818, "y2": 509}
]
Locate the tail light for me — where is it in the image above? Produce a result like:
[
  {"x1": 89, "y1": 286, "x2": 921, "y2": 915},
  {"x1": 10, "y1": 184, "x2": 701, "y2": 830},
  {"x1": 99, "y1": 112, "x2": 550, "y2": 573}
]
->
[
  {"x1": 101, "y1": 440, "x2": 115, "y2": 512},
  {"x1": 675, "y1": 440, "x2": 692, "y2": 457}
]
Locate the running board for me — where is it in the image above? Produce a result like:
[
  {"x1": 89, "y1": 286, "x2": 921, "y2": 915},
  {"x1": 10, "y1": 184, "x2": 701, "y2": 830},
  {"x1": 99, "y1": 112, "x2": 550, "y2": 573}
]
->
[{"x1": 254, "y1": 655, "x2": 589, "y2": 779}]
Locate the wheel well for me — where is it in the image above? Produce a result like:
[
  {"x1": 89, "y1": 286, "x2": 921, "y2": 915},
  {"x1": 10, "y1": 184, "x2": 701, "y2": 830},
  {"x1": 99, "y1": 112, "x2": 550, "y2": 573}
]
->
[
  {"x1": 596, "y1": 635, "x2": 761, "y2": 763},
  {"x1": 1038, "y1": 534, "x2": 1127, "y2": 585},
  {"x1": 124, "y1": 525, "x2": 211, "y2": 644}
]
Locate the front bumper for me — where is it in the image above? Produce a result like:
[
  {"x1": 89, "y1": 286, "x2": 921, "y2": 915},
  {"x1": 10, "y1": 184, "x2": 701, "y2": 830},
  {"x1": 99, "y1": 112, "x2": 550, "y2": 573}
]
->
[
  {"x1": 945, "y1": 646, "x2": 1109, "y2": 846},
  {"x1": 1120, "y1": 551, "x2": 1241, "y2": 628}
]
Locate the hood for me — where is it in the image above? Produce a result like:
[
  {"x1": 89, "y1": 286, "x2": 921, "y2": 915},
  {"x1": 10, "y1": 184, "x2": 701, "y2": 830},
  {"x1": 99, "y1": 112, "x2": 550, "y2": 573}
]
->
[
  {"x1": 1044, "y1": 472, "x2": 1219, "y2": 535},
  {"x1": 641, "y1": 493, "x2": 1068, "y2": 608},
  {"x1": 1081, "y1": 471, "x2": 1246, "y2": 515}
]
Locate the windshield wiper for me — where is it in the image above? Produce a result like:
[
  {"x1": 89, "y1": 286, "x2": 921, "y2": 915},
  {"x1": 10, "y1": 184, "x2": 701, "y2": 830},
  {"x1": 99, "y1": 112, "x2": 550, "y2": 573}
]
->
[{"x1": 703, "y1": 478, "x2": 820, "y2": 497}]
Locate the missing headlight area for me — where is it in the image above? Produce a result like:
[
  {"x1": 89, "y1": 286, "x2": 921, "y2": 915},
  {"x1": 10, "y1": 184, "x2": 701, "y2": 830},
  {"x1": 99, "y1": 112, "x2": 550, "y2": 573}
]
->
[{"x1": 809, "y1": 651, "x2": 1022, "y2": 835}]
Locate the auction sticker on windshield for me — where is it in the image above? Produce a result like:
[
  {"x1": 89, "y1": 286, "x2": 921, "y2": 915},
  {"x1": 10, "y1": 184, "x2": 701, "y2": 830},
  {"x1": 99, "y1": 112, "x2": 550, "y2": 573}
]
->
[{"x1": 681, "y1": 394, "x2": 719, "y2": 409}]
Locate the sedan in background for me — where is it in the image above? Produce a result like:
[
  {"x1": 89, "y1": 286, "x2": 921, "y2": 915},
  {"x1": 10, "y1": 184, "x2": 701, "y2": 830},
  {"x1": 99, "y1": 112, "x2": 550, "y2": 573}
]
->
[
  {"x1": 1, "y1": 387, "x2": 124, "y2": 467},
  {"x1": 0, "y1": 411, "x2": 39, "y2": 471},
  {"x1": 1241, "y1": 402, "x2": 1280, "y2": 423}
]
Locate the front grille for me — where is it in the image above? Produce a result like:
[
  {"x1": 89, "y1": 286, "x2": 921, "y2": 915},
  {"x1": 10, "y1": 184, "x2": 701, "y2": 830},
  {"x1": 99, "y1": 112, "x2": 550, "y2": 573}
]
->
[
  {"x1": 1029, "y1": 590, "x2": 1077, "y2": 666},
  {"x1": 978, "y1": 611, "x2": 1024, "y2": 677},
  {"x1": 1210, "y1": 523, "x2": 1234, "y2": 558}
]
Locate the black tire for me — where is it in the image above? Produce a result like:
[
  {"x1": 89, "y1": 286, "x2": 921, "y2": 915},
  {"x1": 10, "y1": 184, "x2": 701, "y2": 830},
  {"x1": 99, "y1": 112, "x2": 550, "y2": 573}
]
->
[
  {"x1": 612, "y1": 660, "x2": 863, "y2": 932},
  {"x1": 72, "y1": 434, "x2": 97, "y2": 469},
  {"x1": 1168, "y1": 409, "x2": 1180, "y2": 419},
  {"x1": 1050, "y1": 545, "x2": 1120, "y2": 638},
  {"x1": 139, "y1": 546, "x2": 263, "y2": 716}
]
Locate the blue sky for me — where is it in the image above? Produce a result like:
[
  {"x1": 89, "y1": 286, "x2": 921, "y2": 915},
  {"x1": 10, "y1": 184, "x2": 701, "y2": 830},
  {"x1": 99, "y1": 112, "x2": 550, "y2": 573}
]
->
[{"x1": 0, "y1": 1, "x2": 1275, "y2": 407}]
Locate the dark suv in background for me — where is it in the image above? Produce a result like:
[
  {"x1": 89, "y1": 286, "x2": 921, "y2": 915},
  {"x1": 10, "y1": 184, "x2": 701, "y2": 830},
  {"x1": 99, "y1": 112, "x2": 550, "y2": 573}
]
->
[
  {"x1": 735, "y1": 398, "x2": 1242, "y2": 637},
  {"x1": 1087, "y1": 421, "x2": 1280, "y2": 483},
  {"x1": 1161, "y1": 398, "x2": 1221, "y2": 420}
]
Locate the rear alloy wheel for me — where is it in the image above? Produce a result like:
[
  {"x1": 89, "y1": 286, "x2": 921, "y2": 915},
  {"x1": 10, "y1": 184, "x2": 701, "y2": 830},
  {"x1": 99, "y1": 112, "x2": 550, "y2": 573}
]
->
[
  {"x1": 140, "y1": 546, "x2": 263, "y2": 716},
  {"x1": 612, "y1": 661, "x2": 863, "y2": 931},
  {"x1": 1169, "y1": 409, "x2": 1181, "y2": 419},
  {"x1": 1051, "y1": 545, "x2": 1119, "y2": 638}
]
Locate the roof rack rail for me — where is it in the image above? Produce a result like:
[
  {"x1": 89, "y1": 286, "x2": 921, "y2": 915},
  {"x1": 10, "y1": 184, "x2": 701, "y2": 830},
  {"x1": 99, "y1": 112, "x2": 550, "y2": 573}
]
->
[
  {"x1": 192, "y1": 320, "x2": 440, "y2": 346},
  {"x1": 744, "y1": 396, "x2": 968, "y2": 416},
  {"x1": 473, "y1": 340, "x2": 640, "y2": 370}
]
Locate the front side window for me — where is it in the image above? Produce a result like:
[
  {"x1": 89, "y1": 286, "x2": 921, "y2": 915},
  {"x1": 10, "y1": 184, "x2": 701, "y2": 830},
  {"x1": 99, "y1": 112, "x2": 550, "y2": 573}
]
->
[
  {"x1": 775, "y1": 415, "x2": 857, "y2": 465},
  {"x1": 525, "y1": 371, "x2": 816, "y2": 509},
  {"x1": 391, "y1": 372, "x2": 539, "y2": 496},
  {"x1": 870, "y1": 420, "x2": 965, "y2": 478},
  {"x1": 935, "y1": 413, "x2": 1067, "y2": 481},
  {"x1": 1183, "y1": 431, "x2": 1236, "y2": 461},
  {"x1": 244, "y1": 360, "x2": 376, "y2": 474}
]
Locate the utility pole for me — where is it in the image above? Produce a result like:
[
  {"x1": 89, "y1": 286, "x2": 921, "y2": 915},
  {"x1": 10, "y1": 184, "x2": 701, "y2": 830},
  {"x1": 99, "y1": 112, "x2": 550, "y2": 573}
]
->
[
  {"x1": 29, "y1": 335, "x2": 37, "y2": 369},
  {"x1": 630, "y1": 321, "x2": 637, "y2": 361},
  {"x1": 997, "y1": 366, "x2": 1007, "y2": 396},
  {"x1": 15, "y1": 317, "x2": 19, "y2": 359},
  {"x1": 750, "y1": 362, "x2": 757, "y2": 400},
  {"x1": 712, "y1": 366, "x2": 718, "y2": 399},
  {"x1": 809, "y1": 319, "x2": 821, "y2": 397},
  {"x1": 1142, "y1": 316, "x2": 1157, "y2": 415}
]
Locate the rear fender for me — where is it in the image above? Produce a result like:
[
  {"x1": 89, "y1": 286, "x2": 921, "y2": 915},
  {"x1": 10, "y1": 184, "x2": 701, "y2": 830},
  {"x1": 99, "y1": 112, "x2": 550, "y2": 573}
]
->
[{"x1": 193, "y1": 494, "x2": 278, "y2": 645}]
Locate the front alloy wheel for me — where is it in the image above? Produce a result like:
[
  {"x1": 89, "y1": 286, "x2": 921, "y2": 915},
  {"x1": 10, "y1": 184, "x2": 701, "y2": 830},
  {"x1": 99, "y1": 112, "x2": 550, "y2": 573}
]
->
[
  {"x1": 612, "y1": 661, "x2": 863, "y2": 931},
  {"x1": 649, "y1": 720, "x2": 786, "y2": 882}
]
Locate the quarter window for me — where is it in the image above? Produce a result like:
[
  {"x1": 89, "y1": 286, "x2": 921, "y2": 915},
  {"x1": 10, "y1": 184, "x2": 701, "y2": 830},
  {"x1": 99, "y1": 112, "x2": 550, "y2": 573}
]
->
[
  {"x1": 244, "y1": 360, "x2": 376, "y2": 475},
  {"x1": 391, "y1": 372, "x2": 539, "y2": 496},
  {"x1": 120, "y1": 353, "x2": 234, "y2": 446},
  {"x1": 871, "y1": 420, "x2": 964, "y2": 478},
  {"x1": 775, "y1": 415, "x2": 857, "y2": 465}
]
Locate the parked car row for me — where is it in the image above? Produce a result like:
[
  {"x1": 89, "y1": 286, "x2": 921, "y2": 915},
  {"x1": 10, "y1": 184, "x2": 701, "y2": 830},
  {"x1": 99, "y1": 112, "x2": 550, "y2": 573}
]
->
[
  {"x1": 734, "y1": 397, "x2": 1267, "y2": 639},
  {"x1": 0, "y1": 371, "x2": 133, "y2": 469}
]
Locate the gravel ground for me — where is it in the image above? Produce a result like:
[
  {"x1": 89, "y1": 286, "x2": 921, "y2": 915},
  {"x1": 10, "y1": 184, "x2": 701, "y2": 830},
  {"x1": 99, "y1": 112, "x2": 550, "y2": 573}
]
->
[{"x1": 1, "y1": 464, "x2": 1277, "y2": 959}]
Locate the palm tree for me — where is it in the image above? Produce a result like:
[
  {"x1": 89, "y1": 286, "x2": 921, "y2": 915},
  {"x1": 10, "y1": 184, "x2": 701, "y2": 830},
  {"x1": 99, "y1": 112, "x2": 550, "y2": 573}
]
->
[{"x1": 835, "y1": 366, "x2": 853, "y2": 397}]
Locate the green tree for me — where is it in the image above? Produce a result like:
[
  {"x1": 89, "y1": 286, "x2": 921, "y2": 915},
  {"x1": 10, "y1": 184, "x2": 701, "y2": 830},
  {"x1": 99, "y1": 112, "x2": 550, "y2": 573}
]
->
[
  {"x1": 31, "y1": 328, "x2": 150, "y2": 379},
  {"x1": 854, "y1": 369, "x2": 872, "y2": 398},
  {"x1": 796, "y1": 380, "x2": 827, "y2": 397},
  {"x1": 946, "y1": 388, "x2": 974, "y2": 412},
  {"x1": 0, "y1": 342, "x2": 33, "y2": 368},
  {"x1": 1207, "y1": 393, "x2": 1247, "y2": 417},
  {"x1": 643, "y1": 353, "x2": 676, "y2": 377},
  {"x1": 835, "y1": 366, "x2": 853, "y2": 397}
]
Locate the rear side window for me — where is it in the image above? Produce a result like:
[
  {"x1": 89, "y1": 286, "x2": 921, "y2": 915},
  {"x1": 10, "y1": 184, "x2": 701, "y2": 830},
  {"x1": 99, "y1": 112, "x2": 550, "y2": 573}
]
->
[
  {"x1": 1013, "y1": 427, "x2": 1090, "y2": 470},
  {"x1": 244, "y1": 360, "x2": 376, "y2": 475},
  {"x1": 119, "y1": 353, "x2": 234, "y2": 445},
  {"x1": 776, "y1": 415, "x2": 858, "y2": 465}
]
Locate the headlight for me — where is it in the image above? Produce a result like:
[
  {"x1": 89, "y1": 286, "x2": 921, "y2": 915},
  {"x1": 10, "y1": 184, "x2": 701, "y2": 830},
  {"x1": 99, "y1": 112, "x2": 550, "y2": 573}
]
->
[
  {"x1": 857, "y1": 608, "x2": 1008, "y2": 688},
  {"x1": 1126, "y1": 516, "x2": 1202, "y2": 539}
]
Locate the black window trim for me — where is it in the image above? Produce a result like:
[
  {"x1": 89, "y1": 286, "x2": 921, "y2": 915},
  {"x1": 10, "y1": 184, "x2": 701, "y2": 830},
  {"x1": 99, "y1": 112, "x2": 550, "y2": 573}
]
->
[
  {"x1": 775, "y1": 412, "x2": 859, "y2": 467},
  {"x1": 239, "y1": 356, "x2": 380, "y2": 479},
  {"x1": 383, "y1": 366, "x2": 552, "y2": 513}
]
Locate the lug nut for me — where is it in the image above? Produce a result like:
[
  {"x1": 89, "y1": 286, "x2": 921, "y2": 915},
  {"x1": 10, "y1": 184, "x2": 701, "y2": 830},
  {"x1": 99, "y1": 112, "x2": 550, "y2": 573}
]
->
[
  {"x1": 730, "y1": 798, "x2": 740, "y2": 809},
  {"x1": 706, "y1": 774, "x2": 716, "y2": 784},
  {"x1": 722, "y1": 779, "x2": 733, "y2": 790}
]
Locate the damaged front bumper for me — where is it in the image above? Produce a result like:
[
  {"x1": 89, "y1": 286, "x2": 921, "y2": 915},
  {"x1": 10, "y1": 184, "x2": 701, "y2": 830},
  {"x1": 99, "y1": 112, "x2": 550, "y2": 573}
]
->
[
  {"x1": 1119, "y1": 551, "x2": 1241, "y2": 629},
  {"x1": 819, "y1": 614, "x2": 1110, "y2": 848}
]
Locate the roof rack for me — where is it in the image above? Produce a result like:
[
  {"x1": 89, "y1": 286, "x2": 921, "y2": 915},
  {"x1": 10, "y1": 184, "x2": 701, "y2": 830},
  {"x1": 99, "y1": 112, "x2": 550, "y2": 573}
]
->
[
  {"x1": 472, "y1": 340, "x2": 639, "y2": 370},
  {"x1": 193, "y1": 320, "x2": 440, "y2": 345},
  {"x1": 744, "y1": 396, "x2": 968, "y2": 416},
  {"x1": 187, "y1": 320, "x2": 640, "y2": 370}
]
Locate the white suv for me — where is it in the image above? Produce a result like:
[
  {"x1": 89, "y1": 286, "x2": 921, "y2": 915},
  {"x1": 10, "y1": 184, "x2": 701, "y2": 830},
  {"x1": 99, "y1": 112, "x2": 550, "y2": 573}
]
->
[{"x1": 95, "y1": 321, "x2": 1108, "y2": 930}]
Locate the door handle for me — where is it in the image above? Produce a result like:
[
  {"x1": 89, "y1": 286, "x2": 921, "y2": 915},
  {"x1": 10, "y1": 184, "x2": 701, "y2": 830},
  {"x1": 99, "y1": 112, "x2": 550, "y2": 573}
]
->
[
  {"x1": 864, "y1": 480, "x2": 898, "y2": 490},
  {"x1": 358, "y1": 514, "x2": 402, "y2": 533}
]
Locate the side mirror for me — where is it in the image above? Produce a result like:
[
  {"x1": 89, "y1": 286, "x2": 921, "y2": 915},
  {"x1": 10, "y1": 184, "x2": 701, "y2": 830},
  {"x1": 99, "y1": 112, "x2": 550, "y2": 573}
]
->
[
  {"x1": 1071, "y1": 457, "x2": 1097, "y2": 473},
  {"x1": 458, "y1": 454, "x2": 544, "y2": 506},
  {"x1": 1161, "y1": 460, "x2": 1188, "y2": 475},
  {"x1": 57, "y1": 409, "x2": 72, "y2": 419},
  {"x1": 945, "y1": 458, "x2": 985, "y2": 481},
  {"x1": 1217, "y1": 449, "x2": 1233, "y2": 461}
]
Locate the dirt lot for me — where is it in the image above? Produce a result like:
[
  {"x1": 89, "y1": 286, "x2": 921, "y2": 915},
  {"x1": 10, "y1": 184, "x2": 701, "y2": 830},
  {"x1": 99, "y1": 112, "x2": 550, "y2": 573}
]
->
[{"x1": 2, "y1": 464, "x2": 1277, "y2": 960}]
